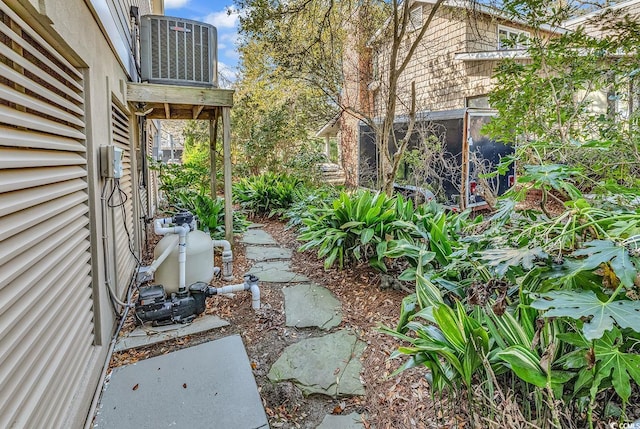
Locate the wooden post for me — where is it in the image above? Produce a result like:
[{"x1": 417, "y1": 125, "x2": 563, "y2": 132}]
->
[
  {"x1": 325, "y1": 136, "x2": 330, "y2": 159},
  {"x1": 222, "y1": 107, "x2": 233, "y2": 244},
  {"x1": 209, "y1": 114, "x2": 218, "y2": 198}
]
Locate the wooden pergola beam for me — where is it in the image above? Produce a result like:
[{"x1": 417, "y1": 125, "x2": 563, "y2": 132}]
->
[
  {"x1": 127, "y1": 82, "x2": 233, "y2": 107},
  {"x1": 192, "y1": 105, "x2": 204, "y2": 119}
]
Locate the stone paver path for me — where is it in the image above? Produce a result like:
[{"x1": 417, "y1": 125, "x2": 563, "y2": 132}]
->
[
  {"x1": 246, "y1": 245, "x2": 292, "y2": 261},
  {"x1": 242, "y1": 226, "x2": 366, "y2": 426},
  {"x1": 115, "y1": 314, "x2": 229, "y2": 352},
  {"x1": 267, "y1": 330, "x2": 365, "y2": 397},
  {"x1": 241, "y1": 229, "x2": 278, "y2": 245},
  {"x1": 247, "y1": 260, "x2": 309, "y2": 283},
  {"x1": 316, "y1": 412, "x2": 364, "y2": 429},
  {"x1": 284, "y1": 283, "x2": 342, "y2": 330}
]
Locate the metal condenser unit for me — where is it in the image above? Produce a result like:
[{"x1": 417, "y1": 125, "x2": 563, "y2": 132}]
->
[{"x1": 140, "y1": 15, "x2": 218, "y2": 87}]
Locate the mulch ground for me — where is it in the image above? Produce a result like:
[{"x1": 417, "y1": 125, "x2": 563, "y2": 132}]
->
[{"x1": 109, "y1": 218, "x2": 461, "y2": 428}]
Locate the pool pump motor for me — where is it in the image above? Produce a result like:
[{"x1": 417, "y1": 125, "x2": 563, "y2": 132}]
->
[
  {"x1": 135, "y1": 274, "x2": 260, "y2": 326},
  {"x1": 135, "y1": 282, "x2": 213, "y2": 325}
]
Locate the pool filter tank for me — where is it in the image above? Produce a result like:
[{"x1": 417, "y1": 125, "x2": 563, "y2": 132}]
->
[{"x1": 154, "y1": 225, "x2": 215, "y2": 295}]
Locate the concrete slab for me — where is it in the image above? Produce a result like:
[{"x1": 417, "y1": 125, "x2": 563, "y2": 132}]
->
[
  {"x1": 247, "y1": 261, "x2": 309, "y2": 283},
  {"x1": 267, "y1": 330, "x2": 365, "y2": 397},
  {"x1": 240, "y1": 229, "x2": 278, "y2": 245},
  {"x1": 284, "y1": 284, "x2": 342, "y2": 330},
  {"x1": 247, "y1": 223, "x2": 265, "y2": 229},
  {"x1": 316, "y1": 413, "x2": 364, "y2": 429},
  {"x1": 246, "y1": 246, "x2": 292, "y2": 262},
  {"x1": 114, "y1": 315, "x2": 229, "y2": 352},
  {"x1": 96, "y1": 335, "x2": 269, "y2": 429}
]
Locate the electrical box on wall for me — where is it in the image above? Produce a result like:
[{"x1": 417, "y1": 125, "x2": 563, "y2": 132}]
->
[{"x1": 100, "y1": 146, "x2": 124, "y2": 178}]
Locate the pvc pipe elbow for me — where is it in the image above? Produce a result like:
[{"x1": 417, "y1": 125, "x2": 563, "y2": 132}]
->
[
  {"x1": 250, "y1": 283, "x2": 261, "y2": 310},
  {"x1": 212, "y1": 239, "x2": 232, "y2": 252}
]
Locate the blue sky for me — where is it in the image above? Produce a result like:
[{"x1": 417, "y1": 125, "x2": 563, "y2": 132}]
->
[{"x1": 163, "y1": 0, "x2": 240, "y2": 83}]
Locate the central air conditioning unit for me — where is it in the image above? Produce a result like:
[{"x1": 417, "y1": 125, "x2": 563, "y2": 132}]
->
[{"x1": 140, "y1": 15, "x2": 217, "y2": 87}]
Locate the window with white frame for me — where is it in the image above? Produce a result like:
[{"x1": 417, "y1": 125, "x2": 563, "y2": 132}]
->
[
  {"x1": 497, "y1": 25, "x2": 530, "y2": 50},
  {"x1": 409, "y1": 6, "x2": 423, "y2": 31}
]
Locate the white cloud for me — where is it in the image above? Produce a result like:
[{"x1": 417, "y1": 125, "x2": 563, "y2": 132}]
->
[
  {"x1": 164, "y1": 0, "x2": 190, "y2": 8},
  {"x1": 220, "y1": 32, "x2": 239, "y2": 44},
  {"x1": 217, "y1": 61, "x2": 237, "y2": 88},
  {"x1": 224, "y1": 48, "x2": 239, "y2": 61},
  {"x1": 204, "y1": 9, "x2": 238, "y2": 29}
]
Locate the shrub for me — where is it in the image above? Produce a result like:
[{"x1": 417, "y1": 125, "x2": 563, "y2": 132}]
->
[
  {"x1": 233, "y1": 172, "x2": 304, "y2": 216},
  {"x1": 174, "y1": 193, "x2": 249, "y2": 240},
  {"x1": 383, "y1": 194, "x2": 640, "y2": 427},
  {"x1": 297, "y1": 190, "x2": 420, "y2": 270},
  {"x1": 150, "y1": 159, "x2": 210, "y2": 208},
  {"x1": 281, "y1": 185, "x2": 342, "y2": 229}
]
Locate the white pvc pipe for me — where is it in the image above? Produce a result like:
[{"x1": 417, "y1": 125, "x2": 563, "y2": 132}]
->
[
  {"x1": 178, "y1": 232, "x2": 187, "y2": 292},
  {"x1": 212, "y1": 239, "x2": 231, "y2": 252},
  {"x1": 249, "y1": 282, "x2": 261, "y2": 310},
  {"x1": 154, "y1": 218, "x2": 190, "y2": 292},
  {"x1": 147, "y1": 235, "x2": 179, "y2": 274},
  {"x1": 212, "y1": 276, "x2": 260, "y2": 310},
  {"x1": 212, "y1": 239, "x2": 233, "y2": 281},
  {"x1": 215, "y1": 283, "x2": 248, "y2": 295},
  {"x1": 154, "y1": 217, "x2": 189, "y2": 236}
]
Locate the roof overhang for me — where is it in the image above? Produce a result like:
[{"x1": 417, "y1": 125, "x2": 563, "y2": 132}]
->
[
  {"x1": 454, "y1": 49, "x2": 531, "y2": 61},
  {"x1": 414, "y1": 0, "x2": 568, "y2": 34},
  {"x1": 563, "y1": 0, "x2": 640, "y2": 28},
  {"x1": 126, "y1": 82, "x2": 234, "y2": 119},
  {"x1": 315, "y1": 113, "x2": 341, "y2": 138},
  {"x1": 368, "y1": 0, "x2": 568, "y2": 46}
]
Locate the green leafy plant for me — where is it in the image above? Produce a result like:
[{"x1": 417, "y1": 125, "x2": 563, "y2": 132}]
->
[
  {"x1": 233, "y1": 172, "x2": 304, "y2": 216},
  {"x1": 517, "y1": 164, "x2": 582, "y2": 216},
  {"x1": 281, "y1": 185, "x2": 341, "y2": 229},
  {"x1": 149, "y1": 159, "x2": 210, "y2": 208},
  {"x1": 173, "y1": 193, "x2": 249, "y2": 239},
  {"x1": 531, "y1": 290, "x2": 640, "y2": 341},
  {"x1": 479, "y1": 246, "x2": 548, "y2": 277},
  {"x1": 384, "y1": 302, "x2": 489, "y2": 392},
  {"x1": 297, "y1": 190, "x2": 416, "y2": 269},
  {"x1": 382, "y1": 192, "x2": 640, "y2": 426},
  {"x1": 558, "y1": 328, "x2": 640, "y2": 425}
]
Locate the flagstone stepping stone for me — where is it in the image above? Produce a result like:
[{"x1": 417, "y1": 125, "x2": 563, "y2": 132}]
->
[
  {"x1": 114, "y1": 315, "x2": 229, "y2": 352},
  {"x1": 316, "y1": 412, "x2": 364, "y2": 429},
  {"x1": 245, "y1": 245, "x2": 292, "y2": 261},
  {"x1": 284, "y1": 284, "x2": 341, "y2": 330},
  {"x1": 247, "y1": 223, "x2": 265, "y2": 229},
  {"x1": 267, "y1": 330, "x2": 365, "y2": 397},
  {"x1": 241, "y1": 229, "x2": 278, "y2": 245},
  {"x1": 247, "y1": 261, "x2": 309, "y2": 283}
]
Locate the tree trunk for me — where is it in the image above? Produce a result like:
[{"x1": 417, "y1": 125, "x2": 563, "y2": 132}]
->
[{"x1": 376, "y1": 0, "x2": 444, "y2": 196}]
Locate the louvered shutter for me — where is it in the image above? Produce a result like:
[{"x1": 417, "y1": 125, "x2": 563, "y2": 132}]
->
[
  {"x1": 0, "y1": 4, "x2": 95, "y2": 428},
  {"x1": 110, "y1": 102, "x2": 137, "y2": 297}
]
